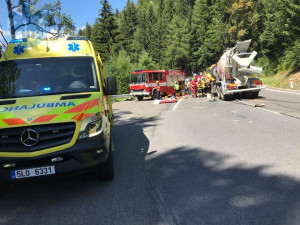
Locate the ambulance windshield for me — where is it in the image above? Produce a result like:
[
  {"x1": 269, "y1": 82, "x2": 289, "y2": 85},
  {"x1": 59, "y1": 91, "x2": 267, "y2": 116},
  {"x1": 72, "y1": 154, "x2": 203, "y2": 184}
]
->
[
  {"x1": 130, "y1": 73, "x2": 147, "y2": 84},
  {"x1": 0, "y1": 57, "x2": 99, "y2": 99}
]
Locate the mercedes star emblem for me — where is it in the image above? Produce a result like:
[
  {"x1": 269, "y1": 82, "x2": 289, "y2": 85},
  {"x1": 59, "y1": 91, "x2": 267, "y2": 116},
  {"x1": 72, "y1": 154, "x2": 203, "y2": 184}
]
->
[{"x1": 21, "y1": 129, "x2": 39, "y2": 147}]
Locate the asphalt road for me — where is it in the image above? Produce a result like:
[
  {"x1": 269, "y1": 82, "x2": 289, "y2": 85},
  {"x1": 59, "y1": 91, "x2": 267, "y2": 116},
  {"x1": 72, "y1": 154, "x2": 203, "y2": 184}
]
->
[{"x1": 0, "y1": 88, "x2": 299, "y2": 225}]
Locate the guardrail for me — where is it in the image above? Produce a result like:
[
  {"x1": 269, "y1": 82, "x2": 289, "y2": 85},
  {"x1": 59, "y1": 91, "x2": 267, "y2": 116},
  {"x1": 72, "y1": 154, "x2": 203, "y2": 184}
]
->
[{"x1": 111, "y1": 94, "x2": 131, "y2": 99}]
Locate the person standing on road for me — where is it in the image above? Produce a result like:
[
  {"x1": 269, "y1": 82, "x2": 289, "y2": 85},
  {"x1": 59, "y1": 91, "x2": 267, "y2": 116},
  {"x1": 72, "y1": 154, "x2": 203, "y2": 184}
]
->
[
  {"x1": 174, "y1": 81, "x2": 180, "y2": 98},
  {"x1": 156, "y1": 80, "x2": 161, "y2": 99},
  {"x1": 199, "y1": 77, "x2": 206, "y2": 97},
  {"x1": 191, "y1": 77, "x2": 196, "y2": 98}
]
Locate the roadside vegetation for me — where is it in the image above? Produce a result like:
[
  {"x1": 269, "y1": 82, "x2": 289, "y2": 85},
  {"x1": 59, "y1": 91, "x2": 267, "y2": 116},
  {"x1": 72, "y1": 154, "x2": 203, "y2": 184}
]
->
[{"x1": 1, "y1": 0, "x2": 299, "y2": 93}]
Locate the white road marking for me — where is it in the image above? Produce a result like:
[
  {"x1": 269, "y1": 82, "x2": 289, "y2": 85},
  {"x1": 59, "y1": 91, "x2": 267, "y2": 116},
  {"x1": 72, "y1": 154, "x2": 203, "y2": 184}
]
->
[
  {"x1": 240, "y1": 100, "x2": 281, "y2": 115},
  {"x1": 193, "y1": 107, "x2": 204, "y2": 109},
  {"x1": 266, "y1": 88, "x2": 300, "y2": 95},
  {"x1": 172, "y1": 99, "x2": 183, "y2": 111}
]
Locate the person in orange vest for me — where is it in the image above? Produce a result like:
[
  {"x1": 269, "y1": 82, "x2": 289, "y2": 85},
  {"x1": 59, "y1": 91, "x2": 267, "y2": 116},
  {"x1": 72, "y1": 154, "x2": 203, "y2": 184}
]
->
[
  {"x1": 191, "y1": 77, "x2": 196, "y2": 98},
  {"x1": 156, "y1": 80, "x2": 161, "y2": 99}
]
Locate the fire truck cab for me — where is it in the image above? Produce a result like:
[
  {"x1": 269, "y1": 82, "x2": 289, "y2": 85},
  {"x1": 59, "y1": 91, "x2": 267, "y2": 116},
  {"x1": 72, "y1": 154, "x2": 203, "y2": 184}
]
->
[{"x1": 130, "y1": 69, "x2": 185, "y2": 101}]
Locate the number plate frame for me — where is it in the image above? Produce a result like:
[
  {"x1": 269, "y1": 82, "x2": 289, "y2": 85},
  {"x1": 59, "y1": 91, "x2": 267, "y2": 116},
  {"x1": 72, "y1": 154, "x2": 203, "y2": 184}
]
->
[{"x1": 11, "y1": 166, "x2": 56, "y2": 180}]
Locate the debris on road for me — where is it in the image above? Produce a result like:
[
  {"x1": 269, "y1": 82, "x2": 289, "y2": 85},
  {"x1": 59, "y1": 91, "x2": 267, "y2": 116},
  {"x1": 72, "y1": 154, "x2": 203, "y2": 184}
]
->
[{"x1": 253, "y1": 104, "x2": 265, "y2": 107}]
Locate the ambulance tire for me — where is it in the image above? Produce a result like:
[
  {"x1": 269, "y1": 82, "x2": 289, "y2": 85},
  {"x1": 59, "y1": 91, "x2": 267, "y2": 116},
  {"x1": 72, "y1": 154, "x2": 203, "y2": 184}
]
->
[
  {"x1": 0, "y1": 184, "x2": 9, "y2": 196},
  {"x1": 98, "y1": 137, "x2": 114, "y2": 181},
  {"x1": 137, "y1": 96, "x2": 144, "y2": 101}
]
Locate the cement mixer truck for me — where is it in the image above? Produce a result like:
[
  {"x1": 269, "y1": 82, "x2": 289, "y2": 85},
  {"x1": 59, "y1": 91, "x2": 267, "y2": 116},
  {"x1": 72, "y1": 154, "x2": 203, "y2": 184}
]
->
[{"x1": 211, "y1": 39, "x2": 266, "y2": 100}]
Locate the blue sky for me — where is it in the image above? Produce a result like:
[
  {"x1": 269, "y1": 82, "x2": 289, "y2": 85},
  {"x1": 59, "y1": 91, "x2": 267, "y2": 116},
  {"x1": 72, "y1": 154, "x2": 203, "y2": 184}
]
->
[{"x1": 0, "y1": 0, "x2": 134, "y2": 43}]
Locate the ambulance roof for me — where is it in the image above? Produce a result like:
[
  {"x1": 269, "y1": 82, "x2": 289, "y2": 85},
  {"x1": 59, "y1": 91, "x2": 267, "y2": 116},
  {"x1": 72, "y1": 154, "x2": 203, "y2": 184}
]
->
[{"x1": 0, "y1": 36, "x2": 95, "y2": 61}]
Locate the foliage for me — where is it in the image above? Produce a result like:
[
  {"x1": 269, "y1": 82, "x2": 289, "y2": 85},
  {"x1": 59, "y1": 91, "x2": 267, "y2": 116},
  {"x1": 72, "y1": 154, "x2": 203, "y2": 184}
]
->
[
  {"x1": 74, "y1": 0, "x2": 299, "y2": 92},
  {"x1": 5, "y1": 0, "x2": 75, "y2": 39},
  {"x1": 104, "y1": 50, "x2": 133, "y2": 94}
]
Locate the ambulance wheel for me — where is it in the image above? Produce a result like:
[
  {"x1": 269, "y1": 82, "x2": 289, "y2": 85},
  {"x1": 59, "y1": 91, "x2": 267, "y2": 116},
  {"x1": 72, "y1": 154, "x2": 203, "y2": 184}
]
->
[
  {"x1": 0, "y1": 184, "x2": 9, "y2": 196},
  {"x1": 137, "y1": 96, "x2": 144, "y2": 101},
  {"x1": 98, "y1": 138, "x2": 114, "y2": 181}
]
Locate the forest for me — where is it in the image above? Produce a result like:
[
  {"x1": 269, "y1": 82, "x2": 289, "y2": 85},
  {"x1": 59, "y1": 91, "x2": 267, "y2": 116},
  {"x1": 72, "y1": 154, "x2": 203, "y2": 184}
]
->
[
  {"x1": 1, "y1": 0, "x2": 299, "y2": 93},
  {"x1": 77, "y1": 0, "x2": 299, "y2": 93}
]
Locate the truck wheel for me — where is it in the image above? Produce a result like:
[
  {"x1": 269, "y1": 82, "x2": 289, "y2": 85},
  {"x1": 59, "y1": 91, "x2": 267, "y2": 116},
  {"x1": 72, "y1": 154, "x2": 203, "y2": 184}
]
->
[
  {"x1": 245, "y1": 92, "x2": 254, "y2": 99},
  {"x1": 252, "y1": 91, "x2": 259, "y2": 98},
  {"x1": 224, "y1": 94, "x2": 233, "y2": 101},
  {"x1": 137, "y1": 96, "x2": 144, "y2": 101},
  {"x1": 98, "y1": 138, "x2": 114, "y2": 181}
]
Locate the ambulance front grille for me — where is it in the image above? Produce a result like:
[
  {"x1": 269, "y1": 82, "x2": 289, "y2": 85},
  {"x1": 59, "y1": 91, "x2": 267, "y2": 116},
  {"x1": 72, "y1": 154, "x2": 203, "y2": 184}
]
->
[{"x1": 0, "y1": 122, "x2": 76, "y2": 152}]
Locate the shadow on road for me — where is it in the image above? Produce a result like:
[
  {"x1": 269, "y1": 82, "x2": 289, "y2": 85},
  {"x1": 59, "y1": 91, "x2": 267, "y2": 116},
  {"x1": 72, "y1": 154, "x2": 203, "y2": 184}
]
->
[
  {"x1": 0, "y1": 110, "x2": 158, "y2": 225},
  {"x1": 146, "y1": 147, "x2": 300, "y2": 225}
]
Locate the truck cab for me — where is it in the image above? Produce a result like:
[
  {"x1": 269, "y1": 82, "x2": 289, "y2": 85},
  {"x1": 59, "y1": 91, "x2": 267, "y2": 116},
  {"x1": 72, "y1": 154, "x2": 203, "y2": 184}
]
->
[{"x1": 0, "y1": 36, "x2": 117, "y2": 186}]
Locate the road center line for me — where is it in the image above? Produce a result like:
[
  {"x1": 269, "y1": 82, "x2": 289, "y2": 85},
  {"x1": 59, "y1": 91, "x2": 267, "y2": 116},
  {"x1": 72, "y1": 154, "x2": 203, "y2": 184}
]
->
[{"x1": 172, "y1": 99, "x2": 183, "y2": 111}]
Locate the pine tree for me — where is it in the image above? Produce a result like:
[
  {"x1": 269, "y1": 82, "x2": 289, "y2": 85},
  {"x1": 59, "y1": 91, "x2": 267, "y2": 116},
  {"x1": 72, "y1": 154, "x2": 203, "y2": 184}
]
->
[
  {"x1": 164, "y1": 14, "x2": 190, "y2": 69},
  {"x1": 118, "y1": 0, "x2": 138, "y2": 55},
  {"x1": 190, "y1": 0, "x2": 210, "y2": 72},
  {"x1": 91, "y1": 0, "x2": 118, "y2": 61},
  {"x1": 85, "y1": 22, "x2": 92, "y2": 40}
]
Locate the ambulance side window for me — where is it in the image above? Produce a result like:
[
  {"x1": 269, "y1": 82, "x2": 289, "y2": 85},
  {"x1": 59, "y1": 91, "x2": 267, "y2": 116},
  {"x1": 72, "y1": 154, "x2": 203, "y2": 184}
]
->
[{"x1": 159, "y1": 73, "x2": 163, "y2": 80}]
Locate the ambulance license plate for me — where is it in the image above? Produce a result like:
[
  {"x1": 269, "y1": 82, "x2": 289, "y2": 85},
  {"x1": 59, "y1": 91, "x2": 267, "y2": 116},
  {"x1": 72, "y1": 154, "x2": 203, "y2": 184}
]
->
[{"x1": 11, "y1": 166, "x2": 55, "y2": 179}]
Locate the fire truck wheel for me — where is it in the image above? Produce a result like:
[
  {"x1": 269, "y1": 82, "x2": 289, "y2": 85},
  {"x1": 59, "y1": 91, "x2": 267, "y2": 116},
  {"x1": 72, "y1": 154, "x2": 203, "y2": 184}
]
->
[
  {"x1": 98, "y1": 138, "x2": 114, "y2": 181},
  {"x1": 137, "y1": 96, "x2": 144, "y2": 101}
]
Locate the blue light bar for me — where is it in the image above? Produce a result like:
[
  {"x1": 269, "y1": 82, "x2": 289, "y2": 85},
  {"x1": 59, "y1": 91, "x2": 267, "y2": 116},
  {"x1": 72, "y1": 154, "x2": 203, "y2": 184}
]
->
[
  {"x1": 67, "y1": 36, "x2": 87, "y2": 41},
  {"x1": 41, "y1": 86, "x2": 52, "y2": 92},
  {"x1": 10, "y1": 38, "x2": 27, "y2": 43}
]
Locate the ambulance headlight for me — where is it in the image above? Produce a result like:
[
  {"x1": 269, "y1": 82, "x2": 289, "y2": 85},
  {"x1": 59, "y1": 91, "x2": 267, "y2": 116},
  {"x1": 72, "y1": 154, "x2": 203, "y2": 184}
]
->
[{"x1": 78, "y1": 113, "x2": 103, "y2": 140}]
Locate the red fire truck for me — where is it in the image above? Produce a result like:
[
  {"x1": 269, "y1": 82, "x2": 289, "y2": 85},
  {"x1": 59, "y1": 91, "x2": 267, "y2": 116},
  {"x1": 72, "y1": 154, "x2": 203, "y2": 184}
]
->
[{"x1": 130, "y1": 69, "x2": 185, "y2": 100}]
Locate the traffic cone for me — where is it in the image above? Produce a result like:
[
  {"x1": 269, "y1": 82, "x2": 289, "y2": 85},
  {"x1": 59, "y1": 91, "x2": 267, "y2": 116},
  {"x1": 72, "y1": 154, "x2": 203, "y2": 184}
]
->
[{"x1": 183, "y1": 92, "x2": 185, "y2": 96}]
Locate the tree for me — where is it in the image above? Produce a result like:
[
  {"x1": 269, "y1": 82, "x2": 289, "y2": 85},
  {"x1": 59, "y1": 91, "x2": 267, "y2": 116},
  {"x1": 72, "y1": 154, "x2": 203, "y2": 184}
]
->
[
  {"x1": 85, "y1": 22, "x2": 92, "y2": 40},
  {"x1": 104, "y1": 50, "x2": 132, "y2": 94},
  {"x1": 91, "y1": 0, "x2": 118, "y2": 60},
  {"x1": 228, "y1": 0, "x2": 263, "y2": 50},
  {"x1": 5, "y1": 0, "x2": 75, "y2": 39},
  {"x1": 190, "y1": 0, "x2": 210, "y2": 71},
  {"x1": 118, "y1": 0, "x2": 138, "y2": 55},
  {"x1": 164, "y1": 15, "x2": 190, "y2": 69}
]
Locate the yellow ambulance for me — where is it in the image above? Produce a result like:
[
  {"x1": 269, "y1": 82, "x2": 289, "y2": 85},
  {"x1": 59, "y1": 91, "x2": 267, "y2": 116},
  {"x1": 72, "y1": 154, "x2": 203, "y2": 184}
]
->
[{"x1": 0, "y1": 36, "x2": 117, "y2": 187}]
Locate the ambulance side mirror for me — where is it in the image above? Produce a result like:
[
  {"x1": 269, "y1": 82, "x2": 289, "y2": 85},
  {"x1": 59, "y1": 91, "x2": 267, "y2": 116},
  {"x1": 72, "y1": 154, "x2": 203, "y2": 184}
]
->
[{"x1": 105, "y1": 76, "x2": 117, "y2": 95}]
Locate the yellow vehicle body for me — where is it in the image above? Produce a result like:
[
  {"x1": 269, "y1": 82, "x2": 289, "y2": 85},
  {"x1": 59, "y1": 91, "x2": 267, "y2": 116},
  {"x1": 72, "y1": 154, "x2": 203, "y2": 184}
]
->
[{"x1": 0, "y1": 37, "x2": 117, "y2": 184}]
